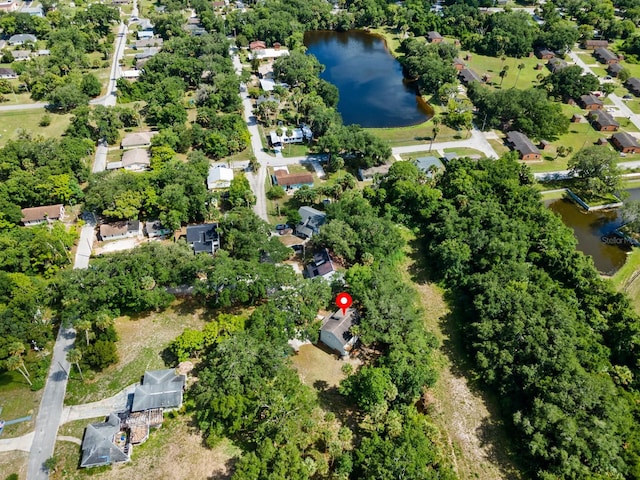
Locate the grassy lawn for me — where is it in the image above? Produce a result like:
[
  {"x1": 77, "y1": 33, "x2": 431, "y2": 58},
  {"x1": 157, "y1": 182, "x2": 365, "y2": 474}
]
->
[
  {"x1": 0, "y1": 109, "x2": 71, "y2": 147},
  {"x1": 488, "y1": 139, "x2": 510, "y2": 156},
  {"x1": 400, "y1": 234, "x2": 522, "y2": 480},
  {"x1": 280, "y1": 143, "x2": 310, "y2": 158},
  {"x1": 367, "y1": 26, "x2": 404, "y2": 55},
  {"x1": 0, "y1": 451, "x2": 28, "y2": 480},
  {"x1": 52, "y1": 414, "x2": 241, "y2": 480},
  {"x1": 459, "y1": 50, "x2": 549, "y2": 90},
  {"x1": 64, "y1": 300, "x2": 216, "y2": 405},
  {"x1": 290, "y1": 344, "x2": 358, "y2": 389},
  {"x1": 0, "y1": 360, "x2": 45, "y2": 438},
  {"x1": 611, "y1": 248, "x2": 640, "y2": 315},
  {"x1": 442, "y1": 147, "x2": 485, "y2": 158},
  {"x1": 369, "y1": 121, "x2": 469, "y2": 147}
]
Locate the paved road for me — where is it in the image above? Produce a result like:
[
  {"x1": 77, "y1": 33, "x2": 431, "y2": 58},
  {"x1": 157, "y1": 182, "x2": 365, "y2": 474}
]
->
[
  {"x1": 26, "y1": 21, "x2": 129, "y2": 479},
  {"x1": 392, "y1": 126, "x2": 498, "y2": 159},
  {"x1": 0, "y1": 102, "x2": 47, "y2": 112},
  {"x1": 26, "y1": 326, "x2": 76, "y2": 480}
]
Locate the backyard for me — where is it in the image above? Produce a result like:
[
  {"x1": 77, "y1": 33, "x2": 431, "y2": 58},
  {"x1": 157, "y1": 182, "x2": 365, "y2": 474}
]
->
[
  {"x1": 64, "y1": 300, "x2": 217, "y2": 405},
  {"x1": 0, "y1": 109, "x2": 71, "y2": 147}
]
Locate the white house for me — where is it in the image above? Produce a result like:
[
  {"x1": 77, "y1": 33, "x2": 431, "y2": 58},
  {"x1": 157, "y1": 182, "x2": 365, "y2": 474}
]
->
[
  {"x1": 122, "y1": 148, "x2": 150, "y2": 171},
  {"x1": 0, "y1": 0, "x2": 18, "y2": 12},
  {"x1": 21, "y1": 204, "x2": 65, "y2": 226},
  {"x1": 319, "y1": 308, "x2": 359, "y2": 357},
  {"x1": 99, "y1": 221, "x2": 143, "y2": 241},
  {"x1": 0, "y1": 68, "x2": 17, "y2": 79},
  {"x1": 121, "y1": 131, "x2": 157, "y2": 149},
  {"x1": 207, "y1": 165, "x2": 234, "y2": 189},
  {"x1": 8, "y1": 34, "x2": 37, "y2": 46}
]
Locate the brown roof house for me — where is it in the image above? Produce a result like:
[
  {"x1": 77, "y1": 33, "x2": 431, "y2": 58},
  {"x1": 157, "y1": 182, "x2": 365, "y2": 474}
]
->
[
  {"x1": 80, "y1": 413, "x2": 130, "y2": 468},
  {"x1": 506, "y1": 131, "x2": 541, "y2": 161},
  {"x1": 584, "y1": 39, "x2": 609, "y2": 49},
  {"x1": 453, "y1": 58, "x2": 465, "y2": 71},
  {"x1": 319, "y1": 308, "x2": 359, "y2": 357},
  {"x1": 611, "y1": 132, "x2": 640, "y2": 153},
  {"x1": 120, "y1": 131, "x2": 157, "y2": 149},
  {"x1": 272, "y1": 169, "x2": 314, "y2": 191},
  {"x1": 536, "y1": 48, "x2": 555, "y2": 60},
  {"x1": 427, "y1": 31, "x2": 443, "y2": 43},
  {"x1": 580, "y1": 94, "x2": 604, "y2": 110},
  {"x1": 249, "y1": 40, "x2": 266, "y2": 51},
  {"x1": 594, "y1": 47, "x2": 619, "y2": 65},
  {"x1": 589, "y1": 110, "x2": 619, "y2": 131},
  {"x1": 547, "y1": 57, "x2": 568, "y2": 73},
  {"x1": 99, "y1": 221, "x2": 142, "y2": 241},
  {"x1": 626, "y1": 77, "x2": 640, "y2": 96},
  {"x1": 21, "y1": 204, "x2": 65, "y2": 226}
]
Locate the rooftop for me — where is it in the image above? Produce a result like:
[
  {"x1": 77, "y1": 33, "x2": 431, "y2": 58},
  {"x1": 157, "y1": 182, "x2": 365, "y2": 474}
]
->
[
  {"x1": 321, "y1": 308, "x2": 359, "y2": 346},
  {"x1": 80, "y1": 414, "x2": 129, "y2": 468},
  {"x1": 21, "y1": 204, "x2": 63, "y2": 223},
  {"x1": 131, "y1": 369, "x2": 186, "y2": 412},
  {"x1": 506, "y1": 131, "x2": 541, "y2": 156}
]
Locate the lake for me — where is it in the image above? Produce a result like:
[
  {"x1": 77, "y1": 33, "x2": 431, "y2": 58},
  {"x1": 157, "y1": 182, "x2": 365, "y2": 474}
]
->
[
  {"x1": 546, "y1": 188, "x2": 640, "y2": 275},
  {"x1": 304, "y1": 30, "x2": 432, "y2": 128}
]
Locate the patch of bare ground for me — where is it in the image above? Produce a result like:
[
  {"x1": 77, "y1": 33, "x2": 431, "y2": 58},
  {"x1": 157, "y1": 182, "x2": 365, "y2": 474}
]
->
[
  {"x1": 53, "y1": 415, "x2": 240, "y2": 480},
  {"x1": 403, "y1": 238, "x2": 522, "y2": 480},
  {"x1": 0, "y1": 450, "x2": 28, "y2": 479}
]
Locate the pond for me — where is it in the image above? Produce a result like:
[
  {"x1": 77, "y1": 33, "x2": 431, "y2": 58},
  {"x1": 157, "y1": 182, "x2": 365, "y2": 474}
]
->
[
  {"x1": 304, "y1": 30, "x2": 432, "y2": 128},
  {"x1": 546, "y1": 188, "x2": 640, "y2": 275}
]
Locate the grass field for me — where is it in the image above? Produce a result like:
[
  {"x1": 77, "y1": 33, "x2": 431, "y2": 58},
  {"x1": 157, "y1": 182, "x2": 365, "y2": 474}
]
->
[
  {"x1": 370, "y1": 121, "x2": 469, "y2": 147},
  {"x1": 0, "y1": 354, "x2": 46, "y2": 438},
  {"x1": 459, "y1": 50, "x2": 549, "y2": 90},
  {"x1": 52, "y1": 414, "x2": 241, "y2": 480},
  {"x1": 65, "y1": 300, "x2": 216, "y2": 405},
  {"x1": 0, "y1": 451, "x2": 29, "y2": 480},
  {"x1": 0, "y1": 109, "x2": 71, "y2": 147}
]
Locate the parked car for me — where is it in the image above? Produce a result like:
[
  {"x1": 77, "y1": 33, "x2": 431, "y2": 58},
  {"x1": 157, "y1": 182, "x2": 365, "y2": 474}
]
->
[
  {"x1": 275, "y1": 224, "x2": 287, "y2": 231},
  {"x1": 624, "y1": 94, "x2": 633, "y2": 100}
]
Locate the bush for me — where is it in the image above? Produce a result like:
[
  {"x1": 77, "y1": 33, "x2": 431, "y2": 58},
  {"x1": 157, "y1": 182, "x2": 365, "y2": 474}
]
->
[
  {"x1": 84, "y1": 340, "x2": 118, "y2": 370},
  {"x1": 39, "y1": 114, "x2": 51, "y2": 127},
  {"x1": 266, "y1": 185, "x2": 286, "y2": 200}
]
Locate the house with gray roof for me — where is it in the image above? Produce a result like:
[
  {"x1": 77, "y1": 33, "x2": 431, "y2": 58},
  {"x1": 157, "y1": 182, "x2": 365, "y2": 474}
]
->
[
  {"x1": 547, "y1": 57, "x2": 568, "y2": 73},
  {"x1": 305, "y1": 248, "x2": 336, "y2": 280},
  {"x1": 589, "y1": 110, "x2": 619, "y2": 131},
  {"x1": 358, "y1": 164, "x2": 391, "y2": 181},
  {"x1": 506, "y1": 131, "x2": 541, "y2": 160},
  {"x1": 131, "y1": 369, "x2": 186, "y2": 412},
  {"x1": 80, "y1": 414, "x2": 129, "y2": 468},
  {"x1": 186, "y1": 223, "x2": 220, "y2": 254},
  {"x1": 0, "y1": 67, "x2": 17, "y2": 79},
  {"x1": 415, "y1": 156, "x2": 445, "y2": 176},
  {"x1": 611, "y1": 132, "x2": 640, "y2": 153},
  {"x1": 608, "y1": 63, "x2": 624, "y2": 76},
  {"x1": 296, "y1": 206, "x2": 326, "y2": 238},
  {"x1": 594, "y1": 47, "x2": 619, "y2": 65},
  {"x1": 459, "y1": 68, "x2": 482, "y2": 85},
  {"x1": 319, "y1": 308, "x2": 359, "y2": 357},
  {"x1": 8, "y1": 34, "x2": 37, "y2": 45},
  {"x1": 627, "y1": 77, "x2": 640, "y2": 96}
]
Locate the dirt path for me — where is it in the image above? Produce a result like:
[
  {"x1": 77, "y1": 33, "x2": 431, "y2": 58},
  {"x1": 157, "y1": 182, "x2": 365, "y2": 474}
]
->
[{"x1": 403, "y1": 242, "x2": 520, "y2": 480}]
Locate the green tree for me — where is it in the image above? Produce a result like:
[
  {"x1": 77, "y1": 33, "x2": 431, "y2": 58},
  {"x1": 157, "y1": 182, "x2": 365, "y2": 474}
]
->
[
  {"x1": 80, "y1": 73, "x2": 102, "y2": 97},
  {"x1": 66, "y1": 348, "x2": 83, "y2": 380},
  {"x1": 568, "y1": 146, "x2": 622, "y2": 198},
  {"x1": 227, "y1": 173, "x2": 255, "y2": 208}
]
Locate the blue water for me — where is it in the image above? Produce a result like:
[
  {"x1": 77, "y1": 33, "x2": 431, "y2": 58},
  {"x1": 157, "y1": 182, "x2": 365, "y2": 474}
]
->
[{"x1": 304, "y1": 30, "x2": 432, "y2": 128}]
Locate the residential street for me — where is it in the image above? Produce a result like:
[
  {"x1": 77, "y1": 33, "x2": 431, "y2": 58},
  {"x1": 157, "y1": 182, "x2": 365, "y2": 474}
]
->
[
  {"x1": 26, "y1": 326, "x2": 76, "y2": 480},
  {"x1": 25, "y1": 20, "x2": 129, "y2": 478}
]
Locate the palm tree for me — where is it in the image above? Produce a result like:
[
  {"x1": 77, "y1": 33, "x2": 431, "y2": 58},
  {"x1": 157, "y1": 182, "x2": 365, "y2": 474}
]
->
[
  {"x1": 285, "y1": 128, "x2": 294, "y2": 153},
  {"x1": 514, "y1": 63, "x2": 525, "y2": 87},
  {"x1": 94, "y1": 312, "x2": 114, "y2": 331},
  {"x1": 67, "y1": 348, "x2": 83, "y2": 381},
  {"x1": 6, "y1": 343, "x2": 32, "y2": 386},
  {"x1": 499, "y1": 65, "x2": 509, "y2": 87},
  {"x1": 430, "y1": 116, "x2": 441, "y2": 151},
  {"x1": 76, "y1": 319, "x2": 94, "y2": 346}
]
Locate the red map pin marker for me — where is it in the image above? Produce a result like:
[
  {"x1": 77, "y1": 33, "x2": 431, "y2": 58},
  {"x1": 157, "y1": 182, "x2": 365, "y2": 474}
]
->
[{"x1": 336, "y1": 292, "x2": 353, "y2": 315}]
